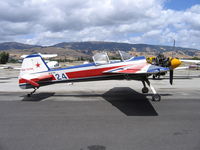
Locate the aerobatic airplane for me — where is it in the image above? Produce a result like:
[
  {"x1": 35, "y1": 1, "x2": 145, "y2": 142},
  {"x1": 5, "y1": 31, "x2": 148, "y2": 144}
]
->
[{"x1": 18, "y1": 51, "x2": 181, "y2": 101}]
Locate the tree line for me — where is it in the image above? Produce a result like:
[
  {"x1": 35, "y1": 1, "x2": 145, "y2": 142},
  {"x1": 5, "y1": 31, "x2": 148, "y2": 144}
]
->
[{"x1": 0, "y1": 52, "x2": 9, "y2": 64}]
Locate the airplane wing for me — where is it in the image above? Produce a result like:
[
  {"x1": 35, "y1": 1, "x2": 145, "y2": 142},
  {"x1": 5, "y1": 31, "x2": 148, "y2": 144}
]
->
[
  {"x1": 104, "y1": 64, "x2": 169, "y2": 74},
  {"x1": 180, "y1": 59, "x2": 200, "y2": 64},
  {"x1": 21, "y1": 78, "x2": 40, "y2": 87},
  {"x1": 175, "y1": 66, "x2": 189, "y2": 70}
]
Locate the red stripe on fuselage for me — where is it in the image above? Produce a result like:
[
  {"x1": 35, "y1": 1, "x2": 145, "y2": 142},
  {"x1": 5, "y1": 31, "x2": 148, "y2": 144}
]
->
[
  {"x1": 66, "y1": 65, "x2": 125, "y2": 79},
  {"x1": 116, "y1": 63, "x2": 147, "y2": 73}
]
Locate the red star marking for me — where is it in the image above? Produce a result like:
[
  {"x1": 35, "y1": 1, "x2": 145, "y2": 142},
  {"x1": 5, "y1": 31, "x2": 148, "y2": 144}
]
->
[{"x1": 36, "y1": 62, "x2": 40, "y2": 68}]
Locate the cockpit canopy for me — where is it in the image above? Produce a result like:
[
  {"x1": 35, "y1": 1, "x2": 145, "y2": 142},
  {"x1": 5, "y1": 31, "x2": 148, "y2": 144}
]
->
[
  {"x1": 119, "y1": 51, "x2": 133, "y2": 61},
  {"x1": 92, "y1": 51, "x2": 133, "y2": 65},
  {"x1": 92, "y1": 52, "x2": 110, "y2": 65}
]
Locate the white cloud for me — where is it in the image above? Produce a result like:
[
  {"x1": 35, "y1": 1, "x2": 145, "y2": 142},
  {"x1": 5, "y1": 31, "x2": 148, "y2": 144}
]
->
[{"x1": 0, "y1": 0, "x2": 199, "y2": 49}]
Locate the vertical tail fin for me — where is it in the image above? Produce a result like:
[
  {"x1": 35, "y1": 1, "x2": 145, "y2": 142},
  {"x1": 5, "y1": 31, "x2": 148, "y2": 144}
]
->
[{"x1": 19, "y1": 54, "x2": 50, "y2": 77}]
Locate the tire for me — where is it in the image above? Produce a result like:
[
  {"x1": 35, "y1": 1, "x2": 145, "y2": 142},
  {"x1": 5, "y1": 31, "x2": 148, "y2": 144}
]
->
[{"x1": 152, "y1": 94, "x2": 161, "y2": 102}]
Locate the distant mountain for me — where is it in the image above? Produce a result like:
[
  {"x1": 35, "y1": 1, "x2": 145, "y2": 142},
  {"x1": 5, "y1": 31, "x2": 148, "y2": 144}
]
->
[
  {"x1": 0, "y1": 42, "x2": 41, "y2": 50},
  {"x1": 51, "y1": 41, "x2": 199, "y2": 56},
  {"x1": 52, "y1": 41, "x2": 156, "y2": 51},
  {"x1": 0, "y1": 41, "x2": 199, "y2": 59}
]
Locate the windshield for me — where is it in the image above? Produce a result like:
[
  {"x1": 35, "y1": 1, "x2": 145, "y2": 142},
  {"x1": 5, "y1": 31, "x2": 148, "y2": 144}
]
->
[
  {"x1": 93, "y1": 52, "x2": 110, "y2": 65},
  {"x1": 119, "y1": 51, "x2": 133, "y2": 61}
]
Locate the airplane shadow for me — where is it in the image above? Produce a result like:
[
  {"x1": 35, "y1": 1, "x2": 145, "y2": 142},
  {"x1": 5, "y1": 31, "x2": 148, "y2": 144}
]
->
[
  {"x1": 54, "y1": 87, "x2": 160, "y2": 116},
  {"x1": 21, "y1": 92, "x2": 55, "y2": 102},
  {"x1": 20, "y1": 87, "x2": 167, "y2": 116},
  {"x1": 102, "y1": 87, "x2": 158, "y2": 116}
]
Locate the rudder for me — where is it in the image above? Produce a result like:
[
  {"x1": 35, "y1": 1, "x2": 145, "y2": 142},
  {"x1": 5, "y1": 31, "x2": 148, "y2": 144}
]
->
[{"x1": 19, "y1": 54, "x2": 50, "y2": 77}]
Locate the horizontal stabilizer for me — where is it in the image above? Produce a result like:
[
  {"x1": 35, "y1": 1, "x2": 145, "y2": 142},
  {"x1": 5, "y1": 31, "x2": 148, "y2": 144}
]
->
[{"x1": 21, "y1": 78, "x2": 39, "y2": 87}]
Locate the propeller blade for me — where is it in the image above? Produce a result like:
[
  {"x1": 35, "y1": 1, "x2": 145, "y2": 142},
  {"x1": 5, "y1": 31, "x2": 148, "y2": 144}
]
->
[{"x1": 170, "y1": 70, "x2": 174, "y2": 85}]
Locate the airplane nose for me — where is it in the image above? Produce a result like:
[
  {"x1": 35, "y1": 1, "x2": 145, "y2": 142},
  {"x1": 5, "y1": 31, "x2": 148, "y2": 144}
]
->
[{"x1": 170, "y1": 58, "x2": 182, "y2": 69}]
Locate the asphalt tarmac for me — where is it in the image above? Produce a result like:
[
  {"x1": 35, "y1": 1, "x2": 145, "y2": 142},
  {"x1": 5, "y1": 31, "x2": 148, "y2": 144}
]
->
[{"x1": 0, "y1": 69, "x2": 200, "y2": 150}]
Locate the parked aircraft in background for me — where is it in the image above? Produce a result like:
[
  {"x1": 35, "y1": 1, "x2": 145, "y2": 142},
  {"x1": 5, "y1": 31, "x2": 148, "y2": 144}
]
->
[
  {"x1": 18, "y1": 51, "x2": 182, "y2": 101},
  {"x1": 180, "y1": 59, "x2": 200, "y2": 64},
  {"x1": 180, "y1": 59, "x2": 200, "y2": 70},
  {"x1": 0, "y1": 65, "x2": 21, "y2": 70},
  {"x1": 21, "y1": 53, "x2": 58, "y2": 59}
]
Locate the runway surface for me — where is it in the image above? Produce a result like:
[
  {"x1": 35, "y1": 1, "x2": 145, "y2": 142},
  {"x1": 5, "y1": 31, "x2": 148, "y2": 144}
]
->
[{"x1": 0, "y1": 69, "x2": 200, "y2": 150}]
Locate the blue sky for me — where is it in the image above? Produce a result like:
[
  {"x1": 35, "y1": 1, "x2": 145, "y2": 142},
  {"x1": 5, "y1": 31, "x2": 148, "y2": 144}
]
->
[
  {"x1": 0, "y1": 0, "x2": 199, "y2": 49},
  {"x1": 165, "y1": 0, "x2": 200, "y2": 10}
]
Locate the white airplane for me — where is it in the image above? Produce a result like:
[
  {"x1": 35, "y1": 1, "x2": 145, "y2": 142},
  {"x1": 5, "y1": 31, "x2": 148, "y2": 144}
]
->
[
  {"x1": 18, "y1": 51, "x2": 182, "y2": 101},
  {"x1": 21, "y1": 53, "x2": 58, "y2": 59},
  {"x1": 180, "y1": 59, "x2": 200, "y2": 70}
]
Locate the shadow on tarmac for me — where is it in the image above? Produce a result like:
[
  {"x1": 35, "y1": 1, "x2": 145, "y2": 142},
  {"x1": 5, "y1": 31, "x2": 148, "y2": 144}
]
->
[
  {"x1": 19, "y1": 87, "x2": 173, "y2": 116},
  {"x1": 21, "y1": 92, "x2": 55, "y2": 102},
  {"x1": 102, "y1": 87, "x2": 158, "y2": 116},
  {"x1": 53, "y1": 87, "x2": 161, "y2": 116}
]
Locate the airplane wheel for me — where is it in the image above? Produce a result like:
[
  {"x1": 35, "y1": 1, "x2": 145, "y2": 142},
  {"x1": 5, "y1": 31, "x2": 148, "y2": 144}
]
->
[
  {"x1": 142, "y1": 87, "x2": 149, "y2": 93},
  {"x1": 27, "y1": 94, "x2": 31, "y2": 97},
  {"x1": 152, "y1": 94, "x2": 161, "y2": 102}
]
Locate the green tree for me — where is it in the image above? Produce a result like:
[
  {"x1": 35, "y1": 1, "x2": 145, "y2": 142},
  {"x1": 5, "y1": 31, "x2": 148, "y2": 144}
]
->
[{"x1": 0, "y1": 52, "x2": 9, "y2": 64}]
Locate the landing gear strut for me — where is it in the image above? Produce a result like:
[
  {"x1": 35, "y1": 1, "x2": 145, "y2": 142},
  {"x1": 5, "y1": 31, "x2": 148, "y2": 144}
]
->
[
  {"x1": 142, "y1": 79, "x2": 161, "y2": 102},
  {"x1": 142, "y1": 81, "x2": 149, "y2": 93},
  {"x1": 27, "y1": 87, "x2": 39, "y2": 97}
]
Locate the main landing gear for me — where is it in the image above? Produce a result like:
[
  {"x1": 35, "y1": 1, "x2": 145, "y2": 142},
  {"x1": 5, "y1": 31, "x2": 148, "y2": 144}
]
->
[
  {"x1": 142, "y1": 79, "x2": 161, "y2": 102},
  {"x1": 27, "y1": 87, "x2": 39, "y2": 97}
]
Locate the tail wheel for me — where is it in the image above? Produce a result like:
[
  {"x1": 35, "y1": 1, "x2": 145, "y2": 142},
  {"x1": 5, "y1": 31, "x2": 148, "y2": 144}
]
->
[{"x1": 152, "y1": 94, "x2": 161, "y2": 102}]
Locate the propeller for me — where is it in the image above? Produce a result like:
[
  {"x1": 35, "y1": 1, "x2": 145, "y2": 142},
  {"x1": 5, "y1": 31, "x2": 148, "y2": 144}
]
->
[
  {"x1": 169, "y1": 70, "x2": 173, "y2": 85},
  {"x1": 146, "y1": 40, "x2": 182, "y2": 84},
  {"x1": 169, "y1": 40, "x2": 179, "y2": 85},
  {"x1": 170, "y1": 39, "x2": 175, "y2": 85},
  {"x1": 147, "y1": 53, "x2": 181, "y2": 84}
]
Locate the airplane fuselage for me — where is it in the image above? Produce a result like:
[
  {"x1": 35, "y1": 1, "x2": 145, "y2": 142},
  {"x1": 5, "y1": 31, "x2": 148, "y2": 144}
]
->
[{"x1": 19, "y1": 57, "x2": 150, "y2": 89}]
